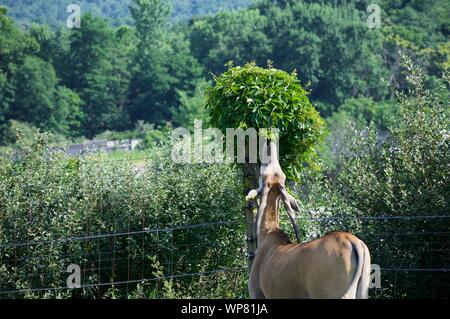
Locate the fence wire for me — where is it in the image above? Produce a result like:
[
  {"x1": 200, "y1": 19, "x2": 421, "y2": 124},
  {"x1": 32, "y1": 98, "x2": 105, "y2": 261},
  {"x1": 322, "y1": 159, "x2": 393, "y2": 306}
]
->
[{"x1": 1, "y1": 215, "x2": 449, "y2": 299}]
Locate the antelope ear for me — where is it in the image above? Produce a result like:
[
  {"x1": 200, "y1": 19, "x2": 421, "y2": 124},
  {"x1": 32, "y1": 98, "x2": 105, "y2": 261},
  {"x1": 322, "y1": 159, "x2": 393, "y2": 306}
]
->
[
  {"x1": 245, "y1": 189, "x2": 259, "y2": 201},
  {"x1": 245, "y1": 184, "x2": 264, "y2": 201}
]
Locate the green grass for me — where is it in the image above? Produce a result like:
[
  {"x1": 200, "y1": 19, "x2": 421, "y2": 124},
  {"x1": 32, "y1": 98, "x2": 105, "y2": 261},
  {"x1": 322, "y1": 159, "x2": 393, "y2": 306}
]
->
[{"x1": 102, "y1": 149, "x2": 151, "y2": 165}]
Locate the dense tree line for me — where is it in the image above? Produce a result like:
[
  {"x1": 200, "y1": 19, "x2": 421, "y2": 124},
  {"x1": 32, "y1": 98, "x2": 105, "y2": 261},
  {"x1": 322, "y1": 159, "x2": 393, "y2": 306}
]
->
[
  {"x1": 0, "y1": 0, "x2": 253, "y2": 28},
  {"x1": 0, "y1": 0, "x2": 448, "y2": 144}
]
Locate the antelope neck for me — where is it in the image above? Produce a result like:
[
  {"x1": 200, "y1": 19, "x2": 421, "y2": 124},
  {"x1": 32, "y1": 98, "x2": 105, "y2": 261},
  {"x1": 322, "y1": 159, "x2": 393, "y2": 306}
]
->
[{"x1": 258, "y1": 188, "x2": 281, "y2": 238}]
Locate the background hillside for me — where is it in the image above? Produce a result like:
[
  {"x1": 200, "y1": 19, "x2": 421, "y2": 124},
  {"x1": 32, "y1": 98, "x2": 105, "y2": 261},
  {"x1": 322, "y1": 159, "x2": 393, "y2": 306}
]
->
[
  {"x1": 0, "y1": 0, "x2": 448, "y2": 146},
  {"x1": 0, "y1": 0, "x2": 253, "y2": 27}
]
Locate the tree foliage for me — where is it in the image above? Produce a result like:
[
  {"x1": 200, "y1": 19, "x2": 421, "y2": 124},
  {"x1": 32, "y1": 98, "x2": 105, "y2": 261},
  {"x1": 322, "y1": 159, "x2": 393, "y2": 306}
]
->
[
  {"x1": 338, "y1": 57, "x2": 449, "y2": 216},
  {"x1": 294, "y1": 57, "x2": 450, "y2": 298},
  {"x1": 1, "y1": 0, "x2": 448, "y2": 143},
  {"x1": 0, "y1": 0, "x2": 253, "y2": 28},
  {"x1": 205, "y1": 62, "x2": 326, "y2": 179}
]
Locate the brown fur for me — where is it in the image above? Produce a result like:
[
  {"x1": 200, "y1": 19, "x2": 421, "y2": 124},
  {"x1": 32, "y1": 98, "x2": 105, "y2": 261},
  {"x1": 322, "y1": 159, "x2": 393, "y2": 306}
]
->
[{"x1": 248, "y1": 141, "x2": 371, "y2": 299}]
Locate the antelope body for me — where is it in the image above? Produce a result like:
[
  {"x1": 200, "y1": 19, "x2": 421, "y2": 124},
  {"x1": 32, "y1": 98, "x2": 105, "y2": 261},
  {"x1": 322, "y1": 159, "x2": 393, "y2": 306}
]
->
[{"x1": 247, "y1": 141, "x2": 371, "y2": 299}]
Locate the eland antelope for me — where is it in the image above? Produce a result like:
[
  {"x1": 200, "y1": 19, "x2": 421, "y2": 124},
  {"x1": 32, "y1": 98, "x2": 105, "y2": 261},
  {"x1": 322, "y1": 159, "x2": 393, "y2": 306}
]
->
[{"x1": 246, "y1": 141, "x2": 371, "y2": 299}]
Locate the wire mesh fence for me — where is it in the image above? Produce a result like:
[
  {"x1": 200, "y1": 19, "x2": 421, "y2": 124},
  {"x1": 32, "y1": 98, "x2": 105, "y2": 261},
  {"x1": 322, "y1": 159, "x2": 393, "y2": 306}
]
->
[
  {"x1": 1, "y1": 146, "x2": 448, "y2": 298},
  {"x1": 0, "y1": 143, "x2": 249, "y2": 299},
  {"x1": 0, "y1": 220, "x2": 247, "y2": 299},
  {"x1": 1, "y1": 214, "x2": 449, "y2": 299}
]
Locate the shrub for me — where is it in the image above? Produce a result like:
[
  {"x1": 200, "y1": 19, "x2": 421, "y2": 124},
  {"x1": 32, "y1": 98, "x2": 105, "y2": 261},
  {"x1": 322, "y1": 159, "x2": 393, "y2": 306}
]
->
[
  {"x1": 205, "y1": 62, "x2": 326, "y2": 180},
  {"x1": 0, "y1": 132, "x2": 246, "y2": 298},
  {"x1": 297, "y1": 56, "x2": 450, "y2": 298}
]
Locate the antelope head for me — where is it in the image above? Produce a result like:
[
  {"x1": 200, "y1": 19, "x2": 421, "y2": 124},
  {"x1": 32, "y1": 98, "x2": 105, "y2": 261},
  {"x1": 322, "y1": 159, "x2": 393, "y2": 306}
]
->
[{"x1": 246, "y1": 140, "x2": 301, "y2": 243}]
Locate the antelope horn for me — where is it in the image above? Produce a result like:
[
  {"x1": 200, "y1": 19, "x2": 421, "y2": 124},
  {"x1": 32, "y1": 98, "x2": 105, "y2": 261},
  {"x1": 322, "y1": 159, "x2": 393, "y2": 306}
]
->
[
  {"x1": 255, "y1": 185, "x2": 270, "y2": 247},
  {"x1": 280, "y1": 187, "x2": 301, "y2": 243}
]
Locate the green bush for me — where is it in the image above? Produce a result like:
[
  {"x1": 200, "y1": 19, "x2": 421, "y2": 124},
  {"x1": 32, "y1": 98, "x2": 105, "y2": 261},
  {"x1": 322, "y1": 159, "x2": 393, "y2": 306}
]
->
[
  {"x1": 338, "y1": 56, "x2": 449, "y2": 216},
  {"x1": 0, "y1": 132, "x2": 246, "y2": 298},
  {"x1": 205, "y1": 62, "x2": 326, "y2": 180},
  {"x1": 297, "y1": 56, "x2": 450, "y2": 298},
  {"x1": 4, "y1": 120, "x2": 72, "y2": 146}
]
